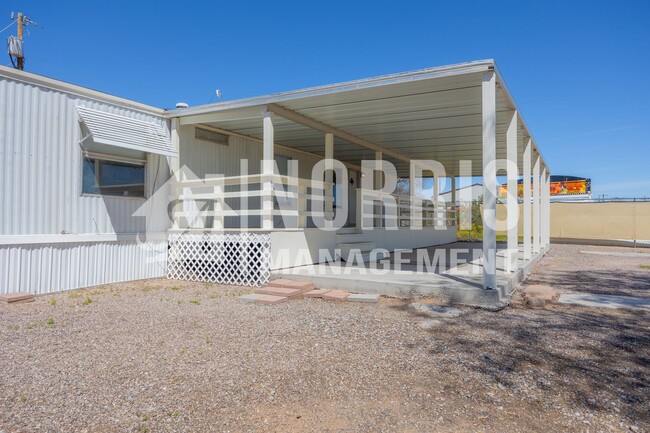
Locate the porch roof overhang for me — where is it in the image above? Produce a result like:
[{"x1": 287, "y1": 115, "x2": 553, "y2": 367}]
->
[{"x1": 167, "y1": 60, "x2": 547, "y2": 177}]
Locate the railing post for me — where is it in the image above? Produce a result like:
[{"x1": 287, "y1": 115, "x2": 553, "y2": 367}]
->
[
  {"x1": 374, "y1": 151, "x2": 383, "y2": 228},
  {"x1": 409, "y1": 162, "x2": 422, "y2": 229},
  {"x1": 356, "y1": 188, "x2": 363, "y2": 229},
  {"x1": 299, "y1": 183, "x2": 308, "y2": 228},
  {"x1": 213, "y1": 176, "x2": 224, "y2": 231}
]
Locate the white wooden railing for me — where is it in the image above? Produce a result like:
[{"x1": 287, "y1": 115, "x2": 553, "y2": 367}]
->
[
  {"x1": 356, "y1": 190, "x2": 456, "y2": 229},
  {"x1": 170, "y1": 174, "x2": 455, "y2": 231},
  {"x1": 171, "y1": 174, "x2": 334, "y2": 231}
]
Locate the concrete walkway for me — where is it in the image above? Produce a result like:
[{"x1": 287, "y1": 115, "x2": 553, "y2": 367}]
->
[
  {"x1": 273, "y1": 243, "x2": 548, "y2": 309},
  {"x1": 580, "y1": 250, "x2": 650, "y2": 258},
  {"x1": 558, "y1": 293, "x2": 650, "y2": 311}
]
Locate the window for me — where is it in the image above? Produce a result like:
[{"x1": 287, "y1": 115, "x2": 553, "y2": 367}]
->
[
  {"x1": 195, "y1": 127, "x2": 229, "y2": 145},
  {"x1": 82, "y1": 155, "x2": 146, "y2": 198}
]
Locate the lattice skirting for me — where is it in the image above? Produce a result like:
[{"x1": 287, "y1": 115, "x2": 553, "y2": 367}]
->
[{"x1": 167, "y1": 232, "x2": 271, "y2": 287}]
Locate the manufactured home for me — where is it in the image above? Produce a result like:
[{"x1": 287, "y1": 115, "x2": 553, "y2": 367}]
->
[{"x1": 0, "y1": 60, "x2": 551, "y2": 306}]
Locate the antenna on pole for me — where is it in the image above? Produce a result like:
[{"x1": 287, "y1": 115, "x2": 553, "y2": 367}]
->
[{"x1": 7, "y1": 11, "x2": 41, "y2": 70}]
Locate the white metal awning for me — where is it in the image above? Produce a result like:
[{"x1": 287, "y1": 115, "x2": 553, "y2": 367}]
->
[
  {"x1": 76, "y1": 106, "x2": 176, "y2": 157},
  {"x1": 167, "y1": 60, "x2": 548, "y2": 177}
]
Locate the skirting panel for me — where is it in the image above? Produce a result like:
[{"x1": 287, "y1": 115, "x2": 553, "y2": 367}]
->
[
  {"x1": 0, "y1": 239, "x2": 168, "y2": 295},
  {"x1": 167, "y1": 232, "x2": 271, "y2": 287}
]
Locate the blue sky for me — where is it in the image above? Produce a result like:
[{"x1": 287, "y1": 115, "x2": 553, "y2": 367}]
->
[{"x1": 4, "y1": 0, "x2": 650, "y2": 197}]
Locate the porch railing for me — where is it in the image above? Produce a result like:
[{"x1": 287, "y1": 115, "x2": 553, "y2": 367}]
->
[
  {"x1": 170, "y1": 174, "x2": 455, "y2": 231},
  {"x1": 357, "y1": 190, "x2": 456, "y2": 229},
  {"x1": 171, "y1": 174, "x2": 334, "y2": 231}
]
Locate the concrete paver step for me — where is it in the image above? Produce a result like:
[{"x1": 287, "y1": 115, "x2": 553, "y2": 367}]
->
[
  {"x1": 523, "y1": 284, "x2": 560, "y2": 303},
  {"x1": 347, "y1": 293, "x2": 380, "y2": 303},
  {"x1": 268, "y1": 279, "x2": 315, "y2": 291},
  {"x1": 255, "y1": 294, "x2": 288, "y2": 304},
  {"x1": 255, "y1": 287, "x2": 305, "y2": 298},
  {"x1": 322, "y1": 290, "x2": 350, "y2": 301},
  {"x1": 304, "y1": 289, "x2": 331, "y2": 298},
  {"x1": 0, "y1": 292, "x2": 34, "y2": 304},
  {"x1": 238, "y1": 293, "x2": 288, "y2": 304}
]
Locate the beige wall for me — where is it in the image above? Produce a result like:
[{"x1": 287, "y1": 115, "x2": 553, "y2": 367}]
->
[{"x1": 496, "y1": 202, "x2": 650, "y2": 241}]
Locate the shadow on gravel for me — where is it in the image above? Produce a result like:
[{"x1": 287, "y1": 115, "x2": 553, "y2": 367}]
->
[
  {"x1": 397, "y1": 301, "x2": 650, "y2": 427},
  {"x1": 526, "y1": 269, "x2": 650, "y2": 298}
]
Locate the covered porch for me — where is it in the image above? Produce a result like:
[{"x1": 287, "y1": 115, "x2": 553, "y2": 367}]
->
[{"x1": 165, "y1": 60, "x2": 551, "y2": 301}]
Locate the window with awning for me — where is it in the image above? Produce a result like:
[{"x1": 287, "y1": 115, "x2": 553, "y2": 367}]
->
[{"x1": 76, "y1": 106, "x2": 176, "y2": 157}]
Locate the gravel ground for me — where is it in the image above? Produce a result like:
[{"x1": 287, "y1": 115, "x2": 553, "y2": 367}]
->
[
  {"x1": 0, "y1": 247, "x2": 649, "y2": 432},
  {"x1": 524, "y1": 243, "x2": 650, "y2": 298}
]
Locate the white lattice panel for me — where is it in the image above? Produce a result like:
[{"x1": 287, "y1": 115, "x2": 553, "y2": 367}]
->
[{"x1": 167, "y1": 232, "x2": 271, "y2": 287}]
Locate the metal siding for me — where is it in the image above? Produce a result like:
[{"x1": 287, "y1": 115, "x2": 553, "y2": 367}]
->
[
  {"x1": 0, "y1": 74, "x2": 172, "y2": 294},
  {"x1": 0, "y1": 75, "x2": 171, "y2": 236},
  {"x1": 179, "y1": 125, "x2": 322, "y2": 179},
  {"x1": 0, "y1": 240, "x2": 167, "y2": 295}
]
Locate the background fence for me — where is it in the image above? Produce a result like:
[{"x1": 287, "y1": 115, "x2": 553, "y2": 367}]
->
[{"x1": 494, "y1": 201, "x2": 650, "y2": 242}]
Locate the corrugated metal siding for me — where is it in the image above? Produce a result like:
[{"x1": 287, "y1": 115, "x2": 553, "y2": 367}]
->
[
  {"x1": 0, "y1": 75, "x2": 171, "y2": 236},
  {"x1": 0, "y1": 240, "x2": 168, "y2": 294},
  {"x1": 179, "y1": 125, "x2": 322, "y2": 179},
  {"x1": 0, "y1": 74, "x2": 172, "y2": 294}
]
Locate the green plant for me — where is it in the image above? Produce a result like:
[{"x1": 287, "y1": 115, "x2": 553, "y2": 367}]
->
[
  {"x1": 81, "y1": 296, "x2": 93, "y2": 306},
  {"x1": 189, "y1": 299, "x2": 201, "y2": 305},
  {"x1": 46, "y1": 317, "x2": 55, "y2": 326},
  {"x1": 49, "y1": 298, "x2": 57, "y2": 306},
  {"x1": 640, "y1": 265, "x2": 650, "y2": 270},
  {"x1": 170, "y1": 286, "x2": 181, "y2": 291}
]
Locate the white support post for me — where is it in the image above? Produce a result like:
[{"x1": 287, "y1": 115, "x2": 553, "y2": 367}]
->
[
  {"x1": 542, "y1": 170, "x2": 550, "y2": 248},
  {"x1": 170, "y1": 118, "x2": 180, "y2": 175},
  {"x1": 523, "y1": 140, "x2": 532, "y2": 260},
  {"x1": 262, "y1": 111, "x2": 274, "y2": 231},
  {"x1": 170, "y1": 118, "x2": 182, "y2": 229},
  {"x1": 532, "y1": 155, "x2": 541, "y2": 254},
  {"x1": 544, "y1": 172, "x2": 551, "y2": 247},
  {"x1": 540, "y1": 167, "x2": 546, "y2": 248},
  {"x1": 374, "y1": 151, "x2": 383, "y2": 228},
  {"x1": 506, "y1": 110, "x2": 519, "y2": 273},
  {"x1": 325, "y1": 133, "x2": 334, "y2": 218},
  {"x1": 409, "y1": 168, "x2": 422, "y2": 228},
  {"x1": 482, "y1": 71, "x2": 497, "y2": 290},
  {"x1": 432, "y1": 175, "x2": 440, "y2": 227},
  {"x1": 450, "y1": 176, "x2": 457, "y2": 227}
]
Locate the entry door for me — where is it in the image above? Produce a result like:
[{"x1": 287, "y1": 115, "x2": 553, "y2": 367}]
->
[{"x1": 347, "y1": 171, "x2": 358, "y2": 227}]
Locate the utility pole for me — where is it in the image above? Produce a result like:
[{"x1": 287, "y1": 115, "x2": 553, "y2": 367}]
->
[
  {"x1": 16, "y1": 12, "x2": 24, "y2": 70},
  {"x1": 7, "y1": 11, "x2": 40, "y2": 71}
]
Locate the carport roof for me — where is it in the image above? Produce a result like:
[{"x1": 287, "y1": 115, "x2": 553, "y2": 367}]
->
[{"x1": 167, "y1": 60, "x2": 548, "y2": 177}]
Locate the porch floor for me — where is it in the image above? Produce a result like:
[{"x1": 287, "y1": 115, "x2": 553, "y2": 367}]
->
[{"x1": 272, "y1": 242, "x2": 548, "y2": 309}]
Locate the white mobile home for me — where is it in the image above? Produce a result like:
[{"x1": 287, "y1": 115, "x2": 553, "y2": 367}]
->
[{"x1": 0, "y1": 60, "x2": 551, "y2": 305}]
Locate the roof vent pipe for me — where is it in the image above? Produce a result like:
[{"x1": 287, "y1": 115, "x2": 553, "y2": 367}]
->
[{"x1": 175, "y1": 102, "x2": 189, "y2": 109}]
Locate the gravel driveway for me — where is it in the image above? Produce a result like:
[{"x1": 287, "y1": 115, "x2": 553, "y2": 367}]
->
[
  {"x1": 524, "y1": 244, "x2": 650, "y2": 298},
  {"x1": 0, "y1": 248, "x2": 648, "y2": 432}
]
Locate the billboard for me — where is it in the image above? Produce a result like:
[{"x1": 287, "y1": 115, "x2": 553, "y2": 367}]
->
[{"x1": 499, "y1": 177, "x2": 591, "y2": 198}]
